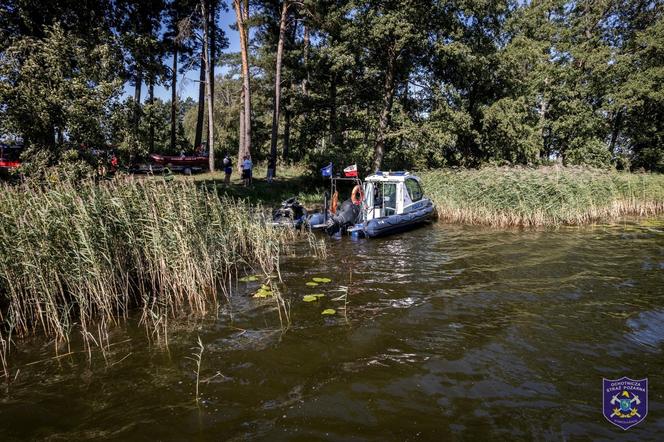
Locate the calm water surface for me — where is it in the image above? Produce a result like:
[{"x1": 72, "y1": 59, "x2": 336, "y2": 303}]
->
[{"x1": 1, "y1": 220, "x2": 664, "y2": 441}]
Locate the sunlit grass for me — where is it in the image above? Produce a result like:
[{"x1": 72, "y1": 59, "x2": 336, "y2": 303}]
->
[
  {"x1": 421, "y1": 166, "x2": 664, "y2": 227},
  {"x1": 173, "y1": 162, "x2": 324, "y2": 207}
]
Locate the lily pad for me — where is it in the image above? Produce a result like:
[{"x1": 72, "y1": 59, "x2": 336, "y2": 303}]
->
[
  {"x1": 239, "y1": 275, "x2": 259, "y2": 282},
  {"x1": 312, "y1": 277, "x2": 332, "y2": 283},
  {"x1": 302, "y1": 294, "x2": 325, "y2": 302},
  {"x1": 253, "y1": 288, "x2": 272, "y2": 298},
  {"x1": 321, "y1": 308, "x2": 336, "y2": 315},
  {"x1": 305, "y1": 281, "x2": 319, "y2": 287}
]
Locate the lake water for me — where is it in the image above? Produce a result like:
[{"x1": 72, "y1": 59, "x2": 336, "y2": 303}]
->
[{"x1": 1, "y1": 220, "x2": 663, "y2": 440}]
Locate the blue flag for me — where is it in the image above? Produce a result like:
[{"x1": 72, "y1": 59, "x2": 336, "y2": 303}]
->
[{"x1": 321, "y1": 162, "x2": 333, "y2": 177}]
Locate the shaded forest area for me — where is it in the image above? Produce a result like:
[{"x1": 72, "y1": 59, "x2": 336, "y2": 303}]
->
[{"x1": 1, "y1": 0, "x2": 663, "y2": 177}]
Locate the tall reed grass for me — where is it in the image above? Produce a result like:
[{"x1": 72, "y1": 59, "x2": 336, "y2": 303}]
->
[
  {"x1": 0, "y1": 177, "x2": 311, "y2": 374},
  {"x1": 421, "y1": 167, "x2": 664, "y2": 227}
]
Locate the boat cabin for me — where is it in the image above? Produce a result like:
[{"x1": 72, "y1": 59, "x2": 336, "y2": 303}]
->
[{"x1": 362, "y1": 171, "x2": 426, "y2": 221}]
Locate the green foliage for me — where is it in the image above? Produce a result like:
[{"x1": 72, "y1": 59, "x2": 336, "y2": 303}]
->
[
  {"x1": 481, "y1": 97, "x2": 541, "y2": 165},
  {"x1": 183, "y1": 73, "x2": 242, "y2": 157},
  {"x1": 239, "y1": 0, "x2": 662, "y2": 172},
  {"x1": 1, "y1": 0, "x2": 662, "y2": 175},
  {"x1": 565, "y1": 138, "x2": 613, "y2": 169},
  {"x1": 0, "y1": 24, "x2": 123, "y2": 150}
]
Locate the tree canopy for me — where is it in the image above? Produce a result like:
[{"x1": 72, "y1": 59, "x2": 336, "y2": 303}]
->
[{"x1": 1, "y1": 0, "x2": 662, "y2": 173}]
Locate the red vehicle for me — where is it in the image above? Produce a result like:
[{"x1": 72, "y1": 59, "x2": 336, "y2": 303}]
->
[
  {"x1": 0, "y1": 143, "x2": 22, "y2": 173},
  {"x1": 149, "y1": 153, "x2": 209, "y2": 172}
]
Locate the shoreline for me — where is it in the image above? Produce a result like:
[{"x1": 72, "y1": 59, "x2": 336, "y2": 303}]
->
[{"x1": 184, "y1": 165, "x2": 664, "y2": 227}]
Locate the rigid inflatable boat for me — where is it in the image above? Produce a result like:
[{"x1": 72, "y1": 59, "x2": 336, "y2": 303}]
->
[
  {"x1": 306, "y1": 171, "x2": 436, "y2": 238},
  {"x1": 348, "y1": 171, "x2": 436, "y2": 238}
]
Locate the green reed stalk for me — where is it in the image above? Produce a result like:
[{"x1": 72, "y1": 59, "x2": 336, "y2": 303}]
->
[
  {"x1": 421, "y1": 167, "x2": 664, "y2": 227},
  {"x1": 0, "y1": 177, "x2": 320, "y2": 370}
]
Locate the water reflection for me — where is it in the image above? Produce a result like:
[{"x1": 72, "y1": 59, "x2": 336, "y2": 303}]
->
[{"x1": 626, "y1": 309, "x2": 664, "y2": 351}]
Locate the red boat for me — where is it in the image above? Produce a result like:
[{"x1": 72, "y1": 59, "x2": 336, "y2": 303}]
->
[
  {"x1": 149, "y1": 153, "x2": 209, "y2": 170},
  {"x1": 0, "y1": 143, "x2": 22, "y2": 172},
  {"x1": 0, "y1": 159, "x2": 20, "y2": 170}
]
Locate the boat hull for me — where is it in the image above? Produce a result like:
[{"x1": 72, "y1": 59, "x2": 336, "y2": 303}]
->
[
  {"x1": 306, "y1": 212, "x2": 332, "y2": 230},
  {"x1": 363, "y1": 200, "x2": 435, "y2": 238}
]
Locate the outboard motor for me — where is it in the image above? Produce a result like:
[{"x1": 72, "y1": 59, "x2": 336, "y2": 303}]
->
[
  {"x1": 272, "y1": 197, "x2": 307, "y2": 229},
  {"x1": 325, "y1": 199, "x2": 360, "y2": 236}
]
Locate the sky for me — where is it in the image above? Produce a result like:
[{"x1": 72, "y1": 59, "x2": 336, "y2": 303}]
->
[{"x1": 122, "y1": 6, "x2": 241, "y2": 102}]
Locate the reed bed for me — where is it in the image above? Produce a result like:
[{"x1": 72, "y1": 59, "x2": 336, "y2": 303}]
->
[
  {"x1": 421, "y1": 167, "x2": 664, "y2": 227},
  {"x1": 0, "y1": 177, "x2": 310, "y2": 373}
]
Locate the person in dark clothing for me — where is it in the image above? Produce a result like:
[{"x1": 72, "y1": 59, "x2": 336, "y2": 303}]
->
[{"x1": 223, "y1": 153, "x2": 232, "y2": 185}]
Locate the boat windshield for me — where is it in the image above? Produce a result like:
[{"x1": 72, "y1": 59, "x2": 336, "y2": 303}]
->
[
  {"x1": 383, "y1": 183, "x2": 397, "y2": 214},
  {"x1": 370, "y1": 182, "x2": 397, "y2": 216},
  {"x1": 405, "y1": 178, "x2": 423, "y2": 201}
]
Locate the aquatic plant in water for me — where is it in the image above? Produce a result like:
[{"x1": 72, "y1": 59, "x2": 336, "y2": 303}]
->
[
  {"x1": 239, "y1": 275, "x2": 260, "y2": 282},
  {"x1": 312, "y1": 277, "x2": 332, "y2": 283},
  {"x1": 253, "y1": 285, "x2": 273, "y2": 298},
  {"x1": 186, "y1": 336, "x2": 205, "y2": 404},
  {"x1": 0, "y1": 177, "x2": 324, "y2": 373}
]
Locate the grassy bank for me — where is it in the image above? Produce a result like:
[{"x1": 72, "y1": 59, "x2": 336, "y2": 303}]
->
[
  {"x1": 182, "y1": 163, "x2": 324, "y2": 207},
  {"x1": 0, "y1": 177, "x2": 317, "y2": 374},
  {"x1": 172, "y1": 164, "x2": 664, "y2": 227},
  {"x1": 421, "y1": 167, "x2": 664, "y2": 227}
]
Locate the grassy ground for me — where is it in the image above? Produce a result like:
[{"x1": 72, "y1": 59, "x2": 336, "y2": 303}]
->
[
  {"x1": 180, "y1": 163, "x2": 325, "y2": 207},
  {"x1": 420, "y1": 166, "x2": 664, "y2": 227}
]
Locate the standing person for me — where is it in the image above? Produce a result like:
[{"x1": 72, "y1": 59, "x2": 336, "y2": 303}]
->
[
  {"x1": 242, "y1": 155, "x2": 253, "y2": 186},
  {"x1": 110, "y1": 153, "x2": 118, "y2": 175},
  {"x1": 223, "y1": 153, "x2": 232, "y2": 185}
]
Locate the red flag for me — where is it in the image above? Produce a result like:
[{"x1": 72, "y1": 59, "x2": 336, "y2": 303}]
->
[{"x1": 344, "y1": 164, "x2": 358, "y2": 177}]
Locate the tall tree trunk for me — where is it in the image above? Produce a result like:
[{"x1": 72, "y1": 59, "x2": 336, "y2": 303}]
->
[
  {"x1": 133, "y1": 70, "x2": 143, "y2": 132},
  {"x1": 239, "y1": 93, "x2": 245, "y2": 170},
  {"x1": 209, "y1": 0, "x2": 216, "y2": 139},
  {"x1": 282, "y1": 82, "x2": 293, "y2": 161},
  {"x1": 538, "y1": 98, "x2": 548, "y2": 160},
  {"x1": 202, "y1": 0, "x2": 215, "y2": 172},
  {"x1": 170, "y1": 45, "x2": 178, "y2": 152},
  {"x1": 283, "y1": 103, "x2": 291, "y2": 161},
  {"x1": 538, "y1": 77, "x2": 550, "y2": 160},
  {"x1": 329, "y1": 72, "x2": 338, "y2": 147},
  {"x1": 609, "y1": 108, "x2": 623, "y2": 154},
  {"x1": 149, "y1": 79, "x2": 155, "y2": 153},
  {"x1": 302, "y1": 24, "x2": 309, "y2": 95},
  {"x1": 241, "y1": 0, "x2": 251, "y2": 159},
  {"x1": 372, "y1": 47, "x2": 397, "y2": 171},
  {"x1": 194, "y1": 57, "x2": 205, "y2": 150},
  {"x1": 269, "y1": 0, "x2": 289, "y2": 178},
  {"x1": 233, "y1": 0, "x2": 252, "y2": 165}
]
